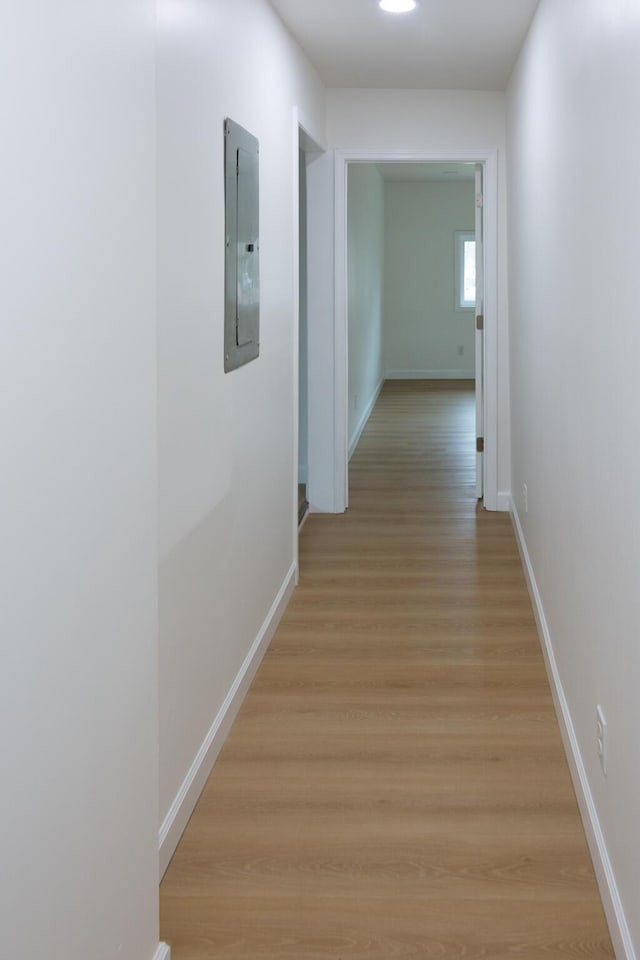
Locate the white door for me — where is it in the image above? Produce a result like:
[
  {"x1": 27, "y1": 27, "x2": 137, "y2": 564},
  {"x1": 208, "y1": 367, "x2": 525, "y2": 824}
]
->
[{"x1": 474, "y1": 163, "x2": 484, "y2": 500}]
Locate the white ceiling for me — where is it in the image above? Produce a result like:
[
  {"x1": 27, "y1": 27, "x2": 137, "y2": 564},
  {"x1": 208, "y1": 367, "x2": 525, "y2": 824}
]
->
[{"x1": 269, "y1": 0, "x2": 540, "y2": 91}]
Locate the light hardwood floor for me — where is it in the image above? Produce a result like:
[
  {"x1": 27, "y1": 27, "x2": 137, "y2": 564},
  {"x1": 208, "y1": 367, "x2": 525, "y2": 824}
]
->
[{"x1": 160, "y1": 380, "x2": 614, "y2": 959}]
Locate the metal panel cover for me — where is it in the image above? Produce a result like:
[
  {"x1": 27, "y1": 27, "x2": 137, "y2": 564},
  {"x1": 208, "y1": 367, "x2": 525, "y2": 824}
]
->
[{"x1": 224, "y1": 118, "x2": 259, "y2": 372}]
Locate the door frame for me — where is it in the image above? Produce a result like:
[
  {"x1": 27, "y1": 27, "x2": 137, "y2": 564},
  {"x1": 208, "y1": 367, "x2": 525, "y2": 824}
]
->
[
  {"x1": 292, "y1": 108, "x2": 326, "y2": 578},
  {"x1": 475, "y1": 161, "x2": 485, "y2": 501},
  {"x1": 333, "y1": 148, "x2": 499, "y2": 512}
]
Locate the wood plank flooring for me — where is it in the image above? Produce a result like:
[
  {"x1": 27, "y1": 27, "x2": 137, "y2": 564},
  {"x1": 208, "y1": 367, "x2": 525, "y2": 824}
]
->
[{"x1": 160, "y1": 379, "x2": 614, "y2": 959}]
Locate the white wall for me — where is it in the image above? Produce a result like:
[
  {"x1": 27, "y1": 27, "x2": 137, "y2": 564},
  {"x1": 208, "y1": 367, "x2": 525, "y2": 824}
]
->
[
  {"x1": 327, "y1": 88, "x2": 510, "y2": 502},
  {"x1": 384, "y1": 180, "x2": 475, "y2": 378},
  {"x1": 157, "y1": 0, "x2": 325, "y2": 867},
  {"x1": 0, "y1": 2, "x2": 160, "y2": 959},
  {"x1": 508, "y1": 1, "x2": 640, "y2": 954},
  {"x1": 347, "y1": 164, "x2": 385, "y2": 454}
]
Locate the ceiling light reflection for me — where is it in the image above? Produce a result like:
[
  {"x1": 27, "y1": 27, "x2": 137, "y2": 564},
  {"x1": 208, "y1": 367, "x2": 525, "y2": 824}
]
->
[{"x1": 379, "y1": 0, "x2": 417, "y2": 13}]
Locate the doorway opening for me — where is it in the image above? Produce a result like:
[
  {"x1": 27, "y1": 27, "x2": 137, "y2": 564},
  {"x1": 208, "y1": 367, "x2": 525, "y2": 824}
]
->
[
  {"x1": 345, "y1": 160, "x2": 483, "y2": 503},
  {"x1": 334, "y1": 149, "x2": 499, "y2": 513},
  {"x1": 294, "y1": 115, "x2": 326, "y2": 569}
]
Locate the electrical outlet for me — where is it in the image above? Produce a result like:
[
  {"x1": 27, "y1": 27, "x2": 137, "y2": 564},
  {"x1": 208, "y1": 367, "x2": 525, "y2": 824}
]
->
[
  {"x1": 457, "y1": 345, "x2": 464, "y2": 357},
  {"x1": 523, "y1": 482, "x2": 528, "y2": 514},
  {"x1": 353, "y1": 393, "x2": 359, "y2": 410},
  {"x1": 596, "y1": 705, "x2": 607, "y2": 775}
]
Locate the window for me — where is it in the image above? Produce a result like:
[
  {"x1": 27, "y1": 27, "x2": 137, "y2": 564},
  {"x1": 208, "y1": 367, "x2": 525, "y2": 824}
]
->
[{"x1": 455, "y1": 231, "x2": 476, "y2": 310}]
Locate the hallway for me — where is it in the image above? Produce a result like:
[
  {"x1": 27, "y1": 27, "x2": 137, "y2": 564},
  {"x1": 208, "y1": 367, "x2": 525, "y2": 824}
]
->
[{"x1": 160, "y1": 380, "x2": 612, "y2": 958}]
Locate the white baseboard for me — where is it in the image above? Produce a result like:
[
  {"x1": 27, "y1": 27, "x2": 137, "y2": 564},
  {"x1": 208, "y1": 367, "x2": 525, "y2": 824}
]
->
[
  {"x1": 349, "y1": 377, "x2": 384, "y2": 460},
  {"x1": 510, "y1": 501, "x2": 635, "y2": 960},
  {"x1": 385, "y1": 369, "x2": 475, "y2": 380},
  {"x1": 158, "y1": 563, "x2": 297, "y2": 878},
  {"x1": 153, "y1": 944, "x2": 170, "y2": 960},
  {"x1": 495, "y1": 490, "x2": 510, "y2": 512}
]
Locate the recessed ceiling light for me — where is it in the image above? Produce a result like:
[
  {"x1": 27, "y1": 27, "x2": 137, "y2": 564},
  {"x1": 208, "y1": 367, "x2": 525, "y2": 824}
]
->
[{"x1": 379, "y1": 0, "x2": 417, "y2": 13}]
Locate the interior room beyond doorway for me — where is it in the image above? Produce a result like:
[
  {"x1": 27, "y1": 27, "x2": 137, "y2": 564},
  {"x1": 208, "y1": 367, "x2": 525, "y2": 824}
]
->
[{"x1": 346, "y1": 162, "x2": 478, "y2": 485}]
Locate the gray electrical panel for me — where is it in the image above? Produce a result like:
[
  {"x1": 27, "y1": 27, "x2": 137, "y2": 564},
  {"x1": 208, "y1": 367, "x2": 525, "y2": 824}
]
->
[{"x1": 224, "y1": 118, "x2": 259, "y2": 372}]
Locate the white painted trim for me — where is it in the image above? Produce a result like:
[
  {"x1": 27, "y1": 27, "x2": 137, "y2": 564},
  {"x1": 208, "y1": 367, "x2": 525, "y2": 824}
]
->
[
  {"x1": 349, "y1": 377, "x2": 384, "y2": 460},
  {"x1": 495, "y1": 490, "x2": 510, "y2": 512},
  {"x1": 481, "y1": 150, "x2": 498, "y2": 512},
  {"x1": 153, "y1": 945, "x2": 171, "y2": 960},
  {"x1": 385, "y1": 370, "x2": 474, "y2": 381},
  {"x1": 158, "y1": 563, "x2": 297, "y2": 878},
  {"x1": 292, "y1": 108, "x2": 301, "y2": 584},
  {"x1": 510, "y1": 501, "x2": 636, "y2": 960},
  {"x1": 334, "y1": 148, "x2": 500, "y2": 512},
  {"x1": 334, "y1": 151, "x2": 349, "y2": 511}
]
